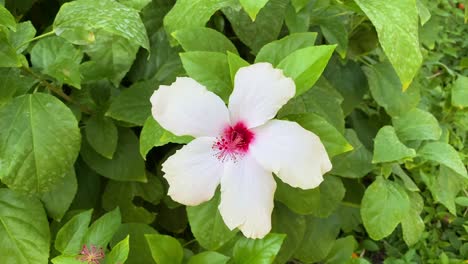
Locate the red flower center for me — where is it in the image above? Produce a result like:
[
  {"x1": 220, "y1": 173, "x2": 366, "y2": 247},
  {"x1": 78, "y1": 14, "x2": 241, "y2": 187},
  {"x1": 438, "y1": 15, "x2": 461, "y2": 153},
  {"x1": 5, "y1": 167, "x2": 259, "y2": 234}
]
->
[{"x1": 213, "y1": 122, "x2": 255, "y2": 162}]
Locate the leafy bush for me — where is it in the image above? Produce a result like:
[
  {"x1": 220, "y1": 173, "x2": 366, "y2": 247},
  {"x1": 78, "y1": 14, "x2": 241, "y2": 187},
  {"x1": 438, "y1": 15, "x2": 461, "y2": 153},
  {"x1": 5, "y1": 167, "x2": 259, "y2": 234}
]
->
[{"x1": 0, "y1": 0, "x2": 466, "y2": 263}]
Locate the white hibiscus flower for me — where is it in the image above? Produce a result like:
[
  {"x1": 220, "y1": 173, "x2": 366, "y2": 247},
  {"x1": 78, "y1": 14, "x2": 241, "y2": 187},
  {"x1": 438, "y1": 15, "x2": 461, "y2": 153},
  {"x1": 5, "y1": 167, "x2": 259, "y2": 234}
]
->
[{"x1": 150, "y1": 62, "x2": 332, "y2": 239}]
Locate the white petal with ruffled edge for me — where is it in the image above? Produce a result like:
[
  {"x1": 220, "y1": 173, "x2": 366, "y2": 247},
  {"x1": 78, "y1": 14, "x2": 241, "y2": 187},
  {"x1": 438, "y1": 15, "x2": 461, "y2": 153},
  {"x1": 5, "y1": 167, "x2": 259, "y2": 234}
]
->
[
  {"x1": 151, "y1": 77, "x2": 230, "y2": 137},
  {"x1": 228, "y1": 63, "x2": 295, "y2": 129},
  {"x1": 250, "y1": 119, "x2": 332, "y2": 189},
  {"x1": 162, "y1": 137, "x2": 222, "y2": 206},
  {"x1": 219, "y1": 155, "x2": 276, "y2": 239}
]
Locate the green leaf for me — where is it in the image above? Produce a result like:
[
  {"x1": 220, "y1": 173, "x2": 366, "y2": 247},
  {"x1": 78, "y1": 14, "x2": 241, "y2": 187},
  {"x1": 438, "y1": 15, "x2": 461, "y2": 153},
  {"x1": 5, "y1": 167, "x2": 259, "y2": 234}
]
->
[
  {"x1": 331, "y1": 129, "x2": 374, "y2": 178},
  {"x1": 418, "y1": 142, "x2": 467, "y2": 178},
  {"x1": 372, "y1": 126, "x2": 416, "y2": 163},
  {"x1": 353, "y1": 0, "x2": 422, "y2": 89},
  {"x1": 140, "y1": 117, "x2": 193, "y2": 159},
  {"x1": 285, "y1": 113, "x2": 352, "y2": 158},
  {"x1": 392, "y1": 165, "x2": 419, "y2": 192},
  {"x1": 188, "y1": 251, "x2": 230, "y2": 264},
  {"x1": 7, "y1": 21, "x2": 36, "y2": 53},
  {"x1": 223, "y1": 0, "x2": 288, "y2": 53},
  {"x1": 111, "y1": 223, "x2": 158, "y2": 264},
  {"x1": 392, "y1": 108, "x2": 441, "y2": 142},
  {"x1": 40, "y1": 168, "x2": 78, "y2": 221},
  {"x1": 0, "y1": 4, "x2": 15, "y2": 30},
  {"x1": 51, "y1": 255, "x2": 83, "y2": 264},
  {"x1": 146, "y1": 234, "x2": 184, "y2": 264},
  {"x1": 173, "y1": 27, "x2": 238, "y2": 54},
  {"x1": 364, "y1": 62, "x2": 420, "y2": 117},
  {"x1": 232, "y1": 233, "x2": 285, "y2": 264},
  {"x1": 180, "y1": 51, "x2": 231, "y2": 101},
  {"x1": 105, "y1": 236, "x2": 130, "y2": 264},
  {"x1": 106, "y1": 81, "x2": 155, "y2": 126},
  {"x1": 227, "y1": 51, "x2": 249, "y2": 83},
  {"x1": 55, "y1": 209, "x2": 93, "y2": 254},
  {"x1": 53, "y1": 0, "x2": 149, "y2": 50},
  {"x1": 80, "y1": 128, "x2": 146, "y2": 182},
  {"x1": 314, "y1": 7, "x2": 349, "y2": 58},
  {"x1": 455, "y1": 197, "x2": 468, "y2": 207},
  {"x1": 291, "y1": 0, "x2": 310, "y2": 12},
  {"x1": 361, "y1": 178, "x2": 410, "y2": 240},
  {"x1": 294, "y1": 213, "x2": 341, "y2": 263},
  {"x1": 416, "y1": 0, "x2": 431, "y2": 25},
  {"x1": 271, "y1": 203, "x2": 306, "y2": 264},
  {"x1": 275, "y1": 175, "x2": 345, "y2": 216},
  {"x1": 0, "y1": 67, "x2": 36, "y2": 106},
  {"x1": 401, "y1": 191, "x2": 424, "y2": 246},
  {"x1": 277, "y1": 45, "x2": 336, "y2": 96},
  {"x1": 31, "y1": 36, "x2": 83, "y2": 88},
  {"x1": 164, "y1": 0, "x2": 235, "y2": 42},
  {"x1": 102, "y1": 173, "x2": 164, "y2": 224},
  {"x1": 70, "y1": 159, "x2": 102, "y2": 210},
  {"x1": 324, "y1": 236, "x2": 357, "y2": 264},
  {"x1": 255, "y1": 32, "x2": 317, "y2": 66},
  {"x1": 118, "y1": 0, "x2": 151, "y2": 10},
  {"x1": 187, "y1": 192, "x2": 238, "y2": 250},
  {"x1": 85, "y1": 114, "x2": 118, "y2": 159},
  {"x1": 451, "y1": 75, "x2": 468, "y2": 108},
  {"x1": 0, "y1": 188, "x2": 50, "y2": 264},
  {"x1": 239, "y1": 0, "x2": 270, "y2": 20},
  {"x1": 0, "y1": 93, "x2": 81, "y2": 194},
  {"x1": 81, "y1": 33, "x2": 139, "y2": 86},
  {"x1": 82, "y1": 207, "x2": 121, "y2": 248},
  {"x1": 0, "y1": 32, "x2": 24, "y2": 67},
  {"x1": 278, "y1": 78, "x2": 345, "y2": 132}
]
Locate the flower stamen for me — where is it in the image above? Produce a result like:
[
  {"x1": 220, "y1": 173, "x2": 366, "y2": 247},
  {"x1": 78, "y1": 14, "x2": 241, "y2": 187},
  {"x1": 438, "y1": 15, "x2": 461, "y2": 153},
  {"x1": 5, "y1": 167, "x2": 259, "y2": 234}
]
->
[{"x1": 213, "y1": 122, "x2": 254, "y2": 162}]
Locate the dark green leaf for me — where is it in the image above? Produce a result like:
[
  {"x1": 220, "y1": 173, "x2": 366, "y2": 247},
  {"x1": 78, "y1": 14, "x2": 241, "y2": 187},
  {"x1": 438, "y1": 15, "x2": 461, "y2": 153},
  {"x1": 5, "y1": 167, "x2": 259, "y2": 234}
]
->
[
  {"x1": 85, "y1": 114, "x2": 118, "y2": 159},
  {"x1": 40, "y1": 168, "x2": 77, "y2": 221},
  {"x1": 0, "y1": 67, "x2": 36, "y2": 106},
  {"x1": 7, "y1": 21, "x2": 36, "y2": 53},
  {"x1": 324, "y1": 236, "x2": 357, "y2": 264},
  {"x1": 111, "y1": 223, "x2": 158, "y2": 264}
]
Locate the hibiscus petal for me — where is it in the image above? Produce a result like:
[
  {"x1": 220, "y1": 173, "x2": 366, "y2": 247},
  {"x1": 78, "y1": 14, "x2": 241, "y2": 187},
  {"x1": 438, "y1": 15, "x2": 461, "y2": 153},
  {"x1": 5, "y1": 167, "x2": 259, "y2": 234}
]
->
[
  {"x1": 250, "y1": 119, "x2": 332, "y2": 189},
  {"x1": 219, "y1": 155, "x2": 276, "y2": 239},
  {"x1": 228, "y1": 63, "x2": 295, "y2": 128},
  {"x1": 163, "y1": 137, "x2": 222, "y2": 206},
  {"x1": 151, "y1": 77, "x2": 230, "y2": 137}
]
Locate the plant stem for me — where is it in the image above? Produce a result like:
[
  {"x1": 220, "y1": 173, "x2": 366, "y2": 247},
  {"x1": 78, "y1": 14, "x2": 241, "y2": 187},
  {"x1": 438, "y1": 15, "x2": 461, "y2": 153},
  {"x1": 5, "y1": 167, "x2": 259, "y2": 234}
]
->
[{"x1": 20, "y1": 30, "x2": 55, "y2": 47}]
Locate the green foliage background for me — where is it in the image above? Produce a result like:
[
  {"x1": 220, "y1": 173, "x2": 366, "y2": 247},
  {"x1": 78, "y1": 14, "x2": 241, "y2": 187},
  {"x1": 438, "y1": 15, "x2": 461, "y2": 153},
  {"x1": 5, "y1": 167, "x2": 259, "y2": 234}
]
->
[{"x1": 0, "y1": 0, "x2": 466, "y2": 263}]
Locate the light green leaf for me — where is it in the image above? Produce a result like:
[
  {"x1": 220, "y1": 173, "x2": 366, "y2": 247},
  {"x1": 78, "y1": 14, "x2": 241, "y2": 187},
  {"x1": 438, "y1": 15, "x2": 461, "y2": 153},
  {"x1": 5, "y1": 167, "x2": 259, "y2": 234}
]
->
[
  {"x1": 110, "y1": 223, "x2": 158, "y2": 264},
  {"x1": 331, "y1": 129, "x2": 374, "y2": 178},
  {"x1": 173, "y1": 27, "x2": 238, "y2": 54},
  {"x1": 364, "y1": 62, "x2": 420, "y2": 117},
  {"x1": 40, "y1": 168, "x2": 78, "y2": 221},
  {"x1": 291, "y1": 0, "x2": 309, "y2": 12},
  {"x1": 418, "y1": 142, "x2": 467, "y2": 178},
  {"x1": 239, "y1": 0, "x2": 270, "y2": 21},
  {"x1": 392, "y1": 108, "x2": 441, "y2": 142},
  {"x1": 180, "y1": 51, "x2": 231, "y2": 101},
  {"x1": 255, "y1": 32, "x2": 317, "y2": 66},
  {"x1": 0, "y1": 93, "x2": 81, "y2": 194},
  {"x1": 164, "y1": 0, "x2": 235, "y2": 43},
  {"x1": 106, "y1": 81, "x2": 155, "y2": 126},
  {"x1": 0, "y1": 67, "x2": 36, "y2": 106},
  {"x1": 324, "y1": 236, "x2": 357, "y2": 264},
  {"x1": 105, "y1": 236, "x2": 130, "y2": 264},
  {"x1": 372, "y1": 126, "x2": 416, "y2": 163},
  {"x1": 271, "y1": 203, "x2": 306, "y2": 264},
  {"x1": 102, "y1": 173, "x2": 164, "y2": 224},
  {"x1": 187, "y1": 192, "x2": 238, "y2": 250},
  {"x1": 451, "y1": 75, "x2": 468, "y2": 108},
  {"x1": 0, "y1": 32, "x2": 24, "y2": 67},
  {"x1": 285, "y1": 113, "x2": 352, "y2": 158},
  {"x1": 0, "y1": 4, "x2": 15, "y2": 30},
  {"x1": 227, "y1": 51, "x2": 249, "y2": 84},
  {"x1": 140, "y1": 117, "x2": 193, "y2": 159},
  {"x1": 85, "y1": 114, "x2": 118, "y2": 159},
  {"x1": 55, "y1": 209, "x2": 93, "y2": 255},
  {"x1": 31, "y1": 36, "x2": 83, "y2": 88},
  {"x1": 275, "y1": 175, "x2": 345, "y2": 216},
  {"x1": 51, "y1": 255, "x2": 83, "y2": 264},
  {"x1": 146, "y1": 234, "x2": 184, "y2": 264},
  {"x1": 392, "y1": 165, "x2": 419, "y2": 192},
  {"x1": 277, "y1": 45, "x2": 336, "y2": 96},
  {"x1": 294, "y1": 213, "x2": 341, "y2": 263},
  {"x1": 53, "y1": 0, "x2": 149, "y2": 49},
  {"x1": 188, "y1": 251, "x2": 230, "y2": 264},
  {"x1": 0, "y1": 188, "x2": 50, "y2": 264},
  {"x1": 354, "y1": 0, "x2": 422, "y2": 89},
  {"x1": 401, "y1": 191, "x2": 424, "y2": 246},
  {"x1": 361, "y1": 178, "x2": 410, "y2": 240},
  {"x1": 416, "y1": 0, "x2": 431, "y2": 25},
  {"x1": 118, "y1": 0, "x2": 151, "y2": 10},
  {"x1": 232, "y1": 233, "x2": 285, "y2": 264},
  {"x1": 82, "y1": 207, "x2": 121, "y2": 248},
  {"x1": 8, "y1": 21, "x2": 36, "y2": 53},
  {"x1": 223, "y1": 0, "x2": 288, "y2": 53},
  {"x1": 80, "y1": 128, "x2": 147, "y2": 182}
]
